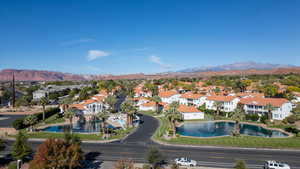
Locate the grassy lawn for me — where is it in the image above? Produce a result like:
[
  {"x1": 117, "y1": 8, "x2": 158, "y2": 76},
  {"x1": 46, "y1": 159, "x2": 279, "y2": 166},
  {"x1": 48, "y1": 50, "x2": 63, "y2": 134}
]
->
[
  {"x1": 160, "y1": 136, "x2": 300, "y2": 149},
  {"x1": 44, "y1": 114, "x2": 65, "y2": 124},
  {"x1": 153, "y1": 116, "x2": 300, "y2": 149},
  {"x1": 18, "y1": 127, "x2": 136, "y2": 141}
]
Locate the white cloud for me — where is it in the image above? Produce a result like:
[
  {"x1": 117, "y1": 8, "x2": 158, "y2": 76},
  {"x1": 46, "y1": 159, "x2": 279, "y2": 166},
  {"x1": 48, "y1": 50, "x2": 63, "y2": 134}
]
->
[
  {"x1": 60, "y1": 38, "x2": 95, "y2": 46},
  {"x1": 149, "y1": 55, "x2": 171, "y2": 68},
  {"x1": 86, "y1": 50, "x2": 110, "y2": 61}
]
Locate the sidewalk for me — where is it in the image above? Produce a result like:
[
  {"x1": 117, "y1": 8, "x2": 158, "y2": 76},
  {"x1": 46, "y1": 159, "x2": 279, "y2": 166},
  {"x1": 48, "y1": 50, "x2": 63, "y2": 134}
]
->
[{"x1": 100, "y1": 161, "x2": 229, "y2": 169}]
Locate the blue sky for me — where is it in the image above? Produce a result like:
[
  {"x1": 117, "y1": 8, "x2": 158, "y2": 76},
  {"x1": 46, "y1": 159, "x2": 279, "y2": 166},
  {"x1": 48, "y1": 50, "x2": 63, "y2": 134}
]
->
[{"x1": 0, "y1": 0, "x2": 299, "y2": 75}]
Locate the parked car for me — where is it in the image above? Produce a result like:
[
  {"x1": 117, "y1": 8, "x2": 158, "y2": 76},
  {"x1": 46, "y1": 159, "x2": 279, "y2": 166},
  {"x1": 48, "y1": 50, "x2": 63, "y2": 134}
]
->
[
  {"x1": 264, "y1": 161, "x2": 290, "y2": 169},
  {"x1": 174, "y1": 157, "x2": 197, "y2": 167}
]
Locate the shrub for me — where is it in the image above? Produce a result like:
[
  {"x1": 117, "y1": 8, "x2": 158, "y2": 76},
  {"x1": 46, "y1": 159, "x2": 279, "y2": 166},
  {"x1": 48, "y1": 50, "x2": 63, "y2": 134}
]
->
[
  {"x1": 12, "y1": 107, "x2": 60, "y2": 130},
  {"x1": 234, "y1": 160, "x2": 248, "y2": 169},
  {"x1": 260, "y1": 115, "x2": 268, "y2": 124},
  {"x1": 114, "y1": 159, "x2": 134, "y2": 169},
  {"x1": 245, "y1": 114, "x2": 260, "y2": 122},
  {"x1": 8, "y1": 161, "x2": 17, "y2": 169},
  {"x1": 142, "y1": 164, "x2": 151, "y2": 169},
  {"x1": 285, "y1": 115, "x2": 298, "y2": 124},
  {"x1": 12, "y1": 118, "x2": 27, "y2": 130},
  {"x1": 284, "y1": 126, "x2": 300, "y2": 134}
]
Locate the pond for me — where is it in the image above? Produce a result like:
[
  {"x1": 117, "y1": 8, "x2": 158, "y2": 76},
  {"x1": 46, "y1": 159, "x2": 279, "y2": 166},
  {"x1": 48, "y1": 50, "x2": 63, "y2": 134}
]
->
[
  {"x1": 42, "y1": 120, "x2": 117, "y2": 133},
  {"x1": 176, "y1": 121, "x2": 288, "y2": 138}
]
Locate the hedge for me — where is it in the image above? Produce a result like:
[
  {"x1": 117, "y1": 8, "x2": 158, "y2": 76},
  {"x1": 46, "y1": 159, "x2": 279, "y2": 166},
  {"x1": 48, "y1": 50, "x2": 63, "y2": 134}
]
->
[{"x1": 13, "y1": 107, "x2": 60, "y2": 130}]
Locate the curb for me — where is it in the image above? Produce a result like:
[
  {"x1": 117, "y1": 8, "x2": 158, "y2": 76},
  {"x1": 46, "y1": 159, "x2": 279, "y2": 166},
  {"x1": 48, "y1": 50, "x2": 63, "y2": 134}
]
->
[{"x1": 151, "y1": 137, "x2": 300, "y2": 152}]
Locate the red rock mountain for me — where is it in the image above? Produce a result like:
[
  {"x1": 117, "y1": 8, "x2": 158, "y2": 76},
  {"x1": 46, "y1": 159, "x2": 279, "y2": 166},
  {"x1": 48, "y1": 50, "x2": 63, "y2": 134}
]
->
[{"x1": 1, "y1": 68, "x2": 300, "y2": 81}]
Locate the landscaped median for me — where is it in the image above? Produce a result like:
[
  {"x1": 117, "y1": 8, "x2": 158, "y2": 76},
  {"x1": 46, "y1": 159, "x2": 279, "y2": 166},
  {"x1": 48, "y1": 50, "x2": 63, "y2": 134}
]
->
[
  {"x1": 9, "y1": 127, "x2": 136, "y2": 142},
  {"x1": 151, "y1": 115, "x2": 300, "y2": 149}
]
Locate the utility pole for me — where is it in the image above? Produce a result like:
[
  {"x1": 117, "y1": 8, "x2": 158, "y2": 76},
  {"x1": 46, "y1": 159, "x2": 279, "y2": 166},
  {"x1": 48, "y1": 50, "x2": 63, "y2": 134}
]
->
[{"x1": 12, "y1": 72, "x2": 15, "y2": 108}]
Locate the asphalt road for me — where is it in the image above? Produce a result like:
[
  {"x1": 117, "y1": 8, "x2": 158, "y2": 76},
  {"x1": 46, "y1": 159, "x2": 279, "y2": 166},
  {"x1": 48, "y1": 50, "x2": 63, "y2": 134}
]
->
[
  {"x1": 2, "y1": 114, "x2": 300, "y2": 168},
  {"x1": 0, "y1": 114, "x2": 26, "y2": 127}
]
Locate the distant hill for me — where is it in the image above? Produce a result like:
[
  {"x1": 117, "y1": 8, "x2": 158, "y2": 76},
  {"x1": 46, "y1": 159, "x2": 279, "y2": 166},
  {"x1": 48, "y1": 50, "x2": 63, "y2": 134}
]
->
[
  {"x1": 1, "y1": 62, "x2": 300, "y2": 81},
  {"x1": 0, "y1": 69, "x2": 87, "y2": 81},
  {"x1": 178, "y1": 61, "x2": 296, "y2": 73}
]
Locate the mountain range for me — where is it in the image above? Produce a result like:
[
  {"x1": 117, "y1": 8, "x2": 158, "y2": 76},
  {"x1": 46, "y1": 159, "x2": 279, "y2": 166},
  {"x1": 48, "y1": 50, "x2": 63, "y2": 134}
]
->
[
  {"x1": 178, "y1": 61, "x2": 296, "y2": 73},
  {"x1": 0, "y1": 61, "x2": 299, "y2": 81}
]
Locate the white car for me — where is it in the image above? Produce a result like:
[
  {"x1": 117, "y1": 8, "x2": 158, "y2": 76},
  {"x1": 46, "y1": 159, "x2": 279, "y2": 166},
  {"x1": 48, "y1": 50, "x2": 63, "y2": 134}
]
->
[
  {"x1": 264, "y1": 161, "x2": 290, "y2": 169},
  {"x1": 174, "y1": 157, "x2": 197, "y2": 167}
]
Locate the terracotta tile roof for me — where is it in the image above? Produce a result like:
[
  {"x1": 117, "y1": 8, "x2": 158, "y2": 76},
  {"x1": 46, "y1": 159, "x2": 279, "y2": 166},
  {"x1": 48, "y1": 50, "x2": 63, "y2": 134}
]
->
[
  {"x1": 92, "y1": 95, "x2": 105, "y2": 102},
  {"x1": 293, "y1": 92, "x2": 300, "y2": 97},
  {"x1": 141, "y1": 101, "x2": 166, "y2": 107},
  {"x1": 236, "y1": 92, "x2": 264, "y2": 98},
  {"x1": 165, "y1": 104, "x2": 199, "y2": 113},
  {"x1": 159, "y1": 90, "x2": 178, "y2": 98},
  {"x1": 70, "y1": 104, "x2": 85, "y2": 110},
  {"x1": 98, "y1": 90, "x2": 108, "y2": 96},
  {"x1": 141, "y1": 101, "x2": 156, "y2": 107},
  {"x1": 180, "y1": 92, "x2": 204, "y2": 99},
  {"x1": 206, "y1": 96, "x2": 237, "y2": 102},
  {"x1": 240, "y1": 97, "x2": 289, "y2": 107},
  {"x1": 132, "y1": 97, "x2": 149, "y2": 101},
  {"x1": 178, "y1": 105, "x2": 199, "y2": 113},
  {"x1": 196, "y1": 82, "x2": 205, "y2": 87},
  {"x1": 82, "y1": 99, "x2": 97, "y2": 105}
]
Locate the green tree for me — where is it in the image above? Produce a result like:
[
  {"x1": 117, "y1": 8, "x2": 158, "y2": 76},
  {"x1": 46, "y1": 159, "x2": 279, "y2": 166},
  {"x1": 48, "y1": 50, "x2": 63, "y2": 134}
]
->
[
  {"x1": 265, "y1": 103, "x2": 275, "y2": 121},
  {"x1": 213, "y1": 101, "x2": 223, "y2": 117},
  {"x1": 262, "y1": 85, "x2": 278, "y2": 98},
  {"x1": 96, "y1": 110, "x2": 110, "y2": 138},
  {"x1": 146, "y1": 147, "x2": 164, "y2": 169},
  {"x1": 40, "y1": 97, "x2": 49, "y2": 121},
  {"x1": 232, "y1": 107, "x2": 245, "y2": 136},
  {"x1": 11, "y1": 131, "x2": 32, "y2": 161},
  {"x1": 0, "y1": 139, "x2": 5, "y2": 153},
  {"x1": 165, "y1": 101, "x2": 182, "y2": 137},
  {"x1": 121, "y1": 100, "x2": 137, "y2": 127},
  {"x1": 105, "y1": 95, "x2": 117, "y2": 113},
  {"x1": 151, "y1": 95, "x2": 162, "y2": 114},
  {"x1": 65, "y1": 108, "x2": 76, "y2": 134},
  {"x1": 23, "y1": 114, "x2": 38, "y2": 132},
  {"x1": 234, "y1": 160, "x2": 248, "y2": 169},
  {"x1": 29, "y1": 138, "x2": 83, "y2": 169}
]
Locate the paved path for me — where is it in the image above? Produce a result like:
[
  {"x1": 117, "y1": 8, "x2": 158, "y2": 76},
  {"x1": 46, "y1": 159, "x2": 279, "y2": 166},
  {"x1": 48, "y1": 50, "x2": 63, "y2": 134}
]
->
[{"x1": 2, "y1": 114, "x2": 300, "y2": 168}]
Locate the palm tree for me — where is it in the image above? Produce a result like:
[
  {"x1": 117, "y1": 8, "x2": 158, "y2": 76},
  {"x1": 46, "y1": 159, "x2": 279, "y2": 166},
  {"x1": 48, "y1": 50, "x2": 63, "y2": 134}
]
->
[
  {"x1": 231, "y1": 107, "x2": 245, "y2": 136},
  {"x1": 265, "y1": 103, "x2": 275, "y2": 121},
  {"x1": 213, "y1": 101, "x2": 223, "y2": 117},
  {"x1": 24, "y1": 114, "x2": 38, "y2": 132},
  {"x1": 96, "y1": 110, "x2": 109, "y2": 138},
  {"x1": 121, "y1": 100, "x2": 137, "y2": 127},
  {"x1": 40, "y1": 97, "x2": 49, "y2": 121},
  {"x1": 165, "y1": 101, "x2": 182, "y2": 137},
  {"x1": 64, "y1": 108, "x2": 76, "y2": 134},
  {"x1": 105, "y1": 95, "x2": 117, "y2": 113},
  {"x1": 151, "y1": 95, "x2": 162, "y2": 114}
]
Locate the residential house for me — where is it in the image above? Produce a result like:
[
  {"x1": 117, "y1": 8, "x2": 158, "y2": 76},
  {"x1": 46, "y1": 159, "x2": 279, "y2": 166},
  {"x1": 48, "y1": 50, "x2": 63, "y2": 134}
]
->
[
  {"x1": 159, "y1": 90, "x2": 180, "y2": 104},
  {"x1": 179, "y1": 92, "x2": 206, "y2": 107},
  {"x1": 205, "y1": 96, "x2": 240, "y2": 112},
  {"x1": 178, "y1": 104, "x2": 205, "y2": 120},
  {"x1": 139, "y1": 101, "x2": 166, "y2": 112},
  {"x1": 240, "y1": 97, "x2": 292, "y2": 120}
]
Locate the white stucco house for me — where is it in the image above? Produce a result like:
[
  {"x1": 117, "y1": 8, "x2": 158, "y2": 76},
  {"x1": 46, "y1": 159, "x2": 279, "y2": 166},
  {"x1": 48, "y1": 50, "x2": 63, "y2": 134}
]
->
[
  {"x1": 178, "y1": 104, "x2": 205, "y2": 120},
  {"x1": 70, "y1": 94, "x2": 108, "y2": 118},
  {"x1": 205, "y1": 96, "x2": 240, "y2": 112},
  {"x1": 159, "y1": 90, "x2": 181, "y2": 104},
  {"x1": 240, "y1": 97, "x2": 293, "y2": 120},
  {"x1": 179, "y1": 92, "x2": 206, "y2": 107}
]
